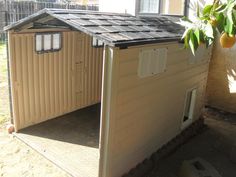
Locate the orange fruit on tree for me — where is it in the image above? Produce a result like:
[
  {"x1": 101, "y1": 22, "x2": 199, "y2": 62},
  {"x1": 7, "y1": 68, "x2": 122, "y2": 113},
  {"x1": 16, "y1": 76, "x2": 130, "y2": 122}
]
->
[{"x1": 220, "y1": 33, "x2": 236, "y2": 48}]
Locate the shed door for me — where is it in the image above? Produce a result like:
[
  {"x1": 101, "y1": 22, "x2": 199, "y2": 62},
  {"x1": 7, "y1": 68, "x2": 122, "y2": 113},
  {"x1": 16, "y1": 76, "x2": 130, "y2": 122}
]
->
[{"x1": 74, "y1": 34, "x2": 103, "y2": 109}]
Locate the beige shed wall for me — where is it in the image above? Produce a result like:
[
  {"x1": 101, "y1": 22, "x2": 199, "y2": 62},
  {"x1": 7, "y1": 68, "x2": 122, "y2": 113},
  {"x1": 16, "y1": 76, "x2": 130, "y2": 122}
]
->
[
  {"x1": 8, "y1": 30, "x2": 103, "y2": 131},
  {"x1": 206, "y1": 37, "x2": 236, "y2": 113},
  {"x1": 104, "y1": 43, "x2": 211, "y2": 177}
]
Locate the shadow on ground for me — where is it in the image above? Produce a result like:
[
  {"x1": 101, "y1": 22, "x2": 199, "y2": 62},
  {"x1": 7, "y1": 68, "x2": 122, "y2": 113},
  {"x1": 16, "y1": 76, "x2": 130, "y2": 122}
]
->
[
  {"x1": 18, "y1": 104, "x2": 100, "y2": 148},
  {"x1": 149, "y1": 108, "x2": 236, "y2": 177}
]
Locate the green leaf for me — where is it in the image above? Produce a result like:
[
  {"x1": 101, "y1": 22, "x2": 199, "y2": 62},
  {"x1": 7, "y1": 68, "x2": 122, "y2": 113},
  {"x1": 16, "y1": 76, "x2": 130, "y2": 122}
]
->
[
  {"x1": 215, "y1": 4, "x2": 227, "y2": 12},
  {"x1": 179, "y1": 0, "x2": 236, "y2": 54},
  {"x1": 205, "y1": 23, "x2": 214, "y2": 39},
  {"x1": 197, "y1": 2, "x2": 200, "y2": 18},
  {"x1": 216, "y1": 13, "x2": 225, "y2": 33},
  {"x1": 194, "y1": 29, "x2": 201, "y2": 44},
  {"x1": 189, "y1": 31, "x2": 199, "y2": 55},
  {"x1": 225, "y1": 18, "x2": 234, "y2": 35},
  {"x1": 177, "y1": 19, "x2": 194, "y2": 29},
  {"x1": 203, "y1": 5, "x2": 213, "y2": 16},
  {"x1": 226, "y1": 0, "x2": 236, "y2": 23},
  {"x1": 184, "y1": 30, "x2": 190, "y2": 49},
  {"x1": 200, "y1": 16, "x2": 209, "y2": 21},
  {"x1": 182, "y1": 28, "x2": 191, "y2": 39},
  {"x1": 232, "y1": 9, "x2": 236, "y2": 24},
  {"x1": 227, "y1": 6, "x2": 234, "y2": 23},
  {"x1": 199, "y1": 30, "x2": 205, "y2": 43}
]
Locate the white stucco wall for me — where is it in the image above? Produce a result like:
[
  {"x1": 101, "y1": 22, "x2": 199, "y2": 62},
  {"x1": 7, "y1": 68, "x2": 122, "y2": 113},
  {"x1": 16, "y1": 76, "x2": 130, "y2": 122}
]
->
[
  {"x1": 162, "y1": 0, "x2": 185, "y2": 15},
  {"x1": 100, "y1": 0, "x2": 226, "y2": 17},
  {"x1": 99, "y1": 0, "x2": 136, "y2": 15},
  {"x1": 99, "y1": 0, "x2": 185, "y2": 16}
]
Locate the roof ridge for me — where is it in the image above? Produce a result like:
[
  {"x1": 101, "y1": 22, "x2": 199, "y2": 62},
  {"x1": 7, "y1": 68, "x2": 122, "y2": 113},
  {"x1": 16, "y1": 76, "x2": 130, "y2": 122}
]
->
[
  {"x1": 4, "y1": 8, "x2": 183, "y2": 47},
  {"x1": 44, "y1": 8, "x2": 133, "y2": 17}
]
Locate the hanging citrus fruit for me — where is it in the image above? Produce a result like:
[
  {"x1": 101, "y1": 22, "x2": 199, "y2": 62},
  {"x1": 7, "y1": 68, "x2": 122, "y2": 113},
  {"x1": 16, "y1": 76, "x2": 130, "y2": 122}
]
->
[{"x1": 220, "y1": 33, "x2": 236, "y2": 48}]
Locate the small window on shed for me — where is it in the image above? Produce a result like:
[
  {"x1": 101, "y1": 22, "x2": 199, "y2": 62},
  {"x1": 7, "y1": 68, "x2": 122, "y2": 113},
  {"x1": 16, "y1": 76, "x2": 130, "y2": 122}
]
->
[
  {"x1": 35, "y1": 33, "x2": 62, "y2": 53},
  {"x1": 43, "y1": 34, "x2": 52, "y2": 51},
  {"x1": 182, "y1": 88, "x2": 197, "y2": 128},
  {"x1": 92, "y1": 37, "x2": 104, "y2": 47},
  {"x1": 138, "y1": 48, "x2": 167, "y2": 78},
  {"x1": 36, "y1": 35, "x2": 42, "y2": 51},
  {"x1": 53, "y1": 33, "x2": 61, "y2": 50}
]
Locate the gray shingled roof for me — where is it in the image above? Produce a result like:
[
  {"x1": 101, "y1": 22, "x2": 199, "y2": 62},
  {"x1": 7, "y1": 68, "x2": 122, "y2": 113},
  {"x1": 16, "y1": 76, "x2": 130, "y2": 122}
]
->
[{"x1": 4, "y1": 9, "x2": 184, "y2": 47}]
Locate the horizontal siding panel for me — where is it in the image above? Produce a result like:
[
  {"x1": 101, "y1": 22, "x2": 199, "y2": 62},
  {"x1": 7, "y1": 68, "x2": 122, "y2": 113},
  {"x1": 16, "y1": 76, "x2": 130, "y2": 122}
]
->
[
  {"x1": 118, "y1": 43, "x2": 185, "y2": 62},
  {"x1": 114, "y1": 79, "x2": 207, "y2": 135},
  {"x1": 118, "y1": 62, "x2": 209, "y2": 91},
  {"x1": 116, "y1": 76, "x2": 207, "y2": 116},
  {"x1": 118, "y1": 52, "x2": 209, "y2": 78},
  {"x1": 108, "y1": 43, "x2": 211, "y2": 177},
  {"x1": 120, "y1": 54, "x2": 208, "y2": 77},
  {"x1": 117, "y1": 69, "x2": 208, "y2": 106},
  {"x1": 116, "y1": 91, "x2": 187, "y2": 126},
  {"x1": 115, "y1": 84, "x2": 206, "y2": 133}
]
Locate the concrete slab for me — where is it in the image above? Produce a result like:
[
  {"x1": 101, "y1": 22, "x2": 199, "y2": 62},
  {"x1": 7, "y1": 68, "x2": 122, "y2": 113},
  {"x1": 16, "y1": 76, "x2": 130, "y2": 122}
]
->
[{"x1": 149, "y1": 109, "x2": 236, "y2": 177}]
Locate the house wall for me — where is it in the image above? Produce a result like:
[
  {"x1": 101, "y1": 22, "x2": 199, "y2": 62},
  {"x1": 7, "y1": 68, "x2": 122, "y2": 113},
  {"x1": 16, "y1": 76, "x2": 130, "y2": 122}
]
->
[
  {"x1": 99, "y1": 0, "x2": 184, "y2": 16},
  {"x1": 99, "y1": 0, "x2": 136, "y2": 15},
  {"x1": 206, "y1": 36, "x2": 236, "y2": 113},
  {"x1": 161, "y1": 0, "x2": 185, "y2": 15},
  {"x1": 101, "y1": 42, "x2": 211, "y2": 177},
  {"x1": 8, "y1": 30, "x2": 103, "y2": 131}
]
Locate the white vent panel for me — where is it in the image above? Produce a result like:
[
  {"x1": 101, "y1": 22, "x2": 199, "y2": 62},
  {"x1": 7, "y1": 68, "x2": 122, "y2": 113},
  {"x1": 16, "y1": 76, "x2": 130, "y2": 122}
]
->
[{"x1": 138, "y1": 48, "x2": 167, "y2": 78}]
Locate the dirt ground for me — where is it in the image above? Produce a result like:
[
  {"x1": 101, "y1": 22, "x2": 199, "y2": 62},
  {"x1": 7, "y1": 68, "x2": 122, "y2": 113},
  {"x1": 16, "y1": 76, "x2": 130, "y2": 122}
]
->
[
  {"x1": 0, "y1": 43, "x2": 10, "y2": 125},
  {"x1": 0, "y1": 42, "x2": 70, "y2": 177},
  {"x1": 0, "y1": 123, "x2": 70, "y2": 177}
]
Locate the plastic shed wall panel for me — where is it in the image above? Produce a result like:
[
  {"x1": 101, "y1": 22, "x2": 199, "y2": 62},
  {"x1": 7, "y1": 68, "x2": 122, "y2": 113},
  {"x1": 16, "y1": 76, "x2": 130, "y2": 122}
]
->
[
  {"x1": 106, "y1": 43, "x2": 211, "y2": 177},
  {"x1": 8, "y1": 31, "x2": 103, "y2": 131}
]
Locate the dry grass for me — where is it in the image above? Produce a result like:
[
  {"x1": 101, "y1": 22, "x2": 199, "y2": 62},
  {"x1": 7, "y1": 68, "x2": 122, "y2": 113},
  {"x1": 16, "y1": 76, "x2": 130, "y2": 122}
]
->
[{"x1": 0, "y1": 42, "x2": 10, "y2": 125}]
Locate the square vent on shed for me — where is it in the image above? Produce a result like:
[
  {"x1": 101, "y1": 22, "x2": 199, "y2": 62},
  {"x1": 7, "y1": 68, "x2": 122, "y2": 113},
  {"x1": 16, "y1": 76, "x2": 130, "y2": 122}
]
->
[{"x1": 138, "y1": 48, "x2": 167, "y2": 78}]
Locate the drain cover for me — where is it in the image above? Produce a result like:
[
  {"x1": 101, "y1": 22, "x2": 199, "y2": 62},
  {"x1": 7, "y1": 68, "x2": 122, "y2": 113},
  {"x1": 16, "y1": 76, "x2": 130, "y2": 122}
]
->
[{"x1": 178, "y1": 157, "x2": 222, "y2": 177}]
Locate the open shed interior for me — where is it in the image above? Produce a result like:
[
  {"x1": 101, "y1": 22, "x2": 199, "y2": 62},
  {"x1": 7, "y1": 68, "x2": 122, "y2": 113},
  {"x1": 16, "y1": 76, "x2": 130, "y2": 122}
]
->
[
  {"x1": 15, "y1": 104, "x2": 101, "y2": 177},
  {"x1": 9, "y1": 30, "x2": 103, "y2": 131},
  {"x1": 8, "y1": 30, "x2": 104, "y2": 177}
]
